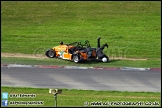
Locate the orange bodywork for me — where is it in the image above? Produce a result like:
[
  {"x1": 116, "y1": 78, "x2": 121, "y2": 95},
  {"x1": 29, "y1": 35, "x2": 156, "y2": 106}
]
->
[
  {"x1": 52, "y1": 45, "x2": 77, "y2": 60},
  {"x1": 51, "y1": 44, "x2": 96, "y2": 61}
]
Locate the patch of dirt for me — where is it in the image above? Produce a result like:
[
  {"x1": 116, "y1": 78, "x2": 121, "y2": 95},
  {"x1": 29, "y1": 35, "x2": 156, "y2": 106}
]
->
[
  {"x1": 1, "y1": 52, "x2": 47, "y2": 59},
  {"x1": 1, "y1": 52, "x2": 148, "y2": 61},
  {"x1": 110, "y1": 57, "x2": 148, "y2": 61}
]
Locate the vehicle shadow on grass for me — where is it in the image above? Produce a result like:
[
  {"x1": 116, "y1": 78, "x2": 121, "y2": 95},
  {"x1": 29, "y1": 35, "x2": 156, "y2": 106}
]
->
[
  {"x1": 109, "y1": 59, "x2": 121, "y2": 63},
  {"x1": 78, "y1": 59, "x2": 120, "y2": 65}
]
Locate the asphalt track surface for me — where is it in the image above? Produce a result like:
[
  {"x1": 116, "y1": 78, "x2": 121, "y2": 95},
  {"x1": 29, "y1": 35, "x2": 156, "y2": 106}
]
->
[{"x1": 1, "y1": 66, "x2": 161, "y2": 92}]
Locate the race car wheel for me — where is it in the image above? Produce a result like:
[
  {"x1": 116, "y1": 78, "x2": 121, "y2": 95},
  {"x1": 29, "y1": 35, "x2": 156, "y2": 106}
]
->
[
  {"x1": 102, "y1": 55, "x2": 109, "y2": 62},
  {"x1": 46, "y1": 49, "x2": 56, "y2": 58},
  {"x1": 72, "y1": 54, "x2": 80, "y2": 63}
]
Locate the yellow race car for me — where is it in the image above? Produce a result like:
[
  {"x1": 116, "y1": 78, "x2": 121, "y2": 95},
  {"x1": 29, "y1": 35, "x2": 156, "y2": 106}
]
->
[{"x1": 45, "y1": 38, "x2": 109, "y2": 63}]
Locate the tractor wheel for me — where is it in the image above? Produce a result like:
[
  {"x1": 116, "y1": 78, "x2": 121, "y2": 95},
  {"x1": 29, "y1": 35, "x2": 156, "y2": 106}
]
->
[{"x1": 45, "y1": 49, "x2": 56, "y2": 58}]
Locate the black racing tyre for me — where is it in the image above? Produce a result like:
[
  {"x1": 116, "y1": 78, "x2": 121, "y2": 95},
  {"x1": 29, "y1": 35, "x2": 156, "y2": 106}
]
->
[
  {"x1": 102, "y1": 54, "x2": 109, "y2": 62},
  {"x1": 72, "y1": 53, "x2": 80, "y2": 63},
  {"x1": 45, "y1": 49, "x2": 56, "y2": 58}
]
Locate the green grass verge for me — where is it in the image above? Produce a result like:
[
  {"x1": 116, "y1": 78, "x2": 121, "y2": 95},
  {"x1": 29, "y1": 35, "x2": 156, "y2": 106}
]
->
[
  {"x1": 1, "y1": 2, "x2": 161, "y2": 107},
  {"x1": 1, "y1": 86, "x2": 161, "y2": 107},
  {"x1": 1, "y1": 1, "x2": 161, "y2": 59},
  {"x1": 1, "y1": 57, "x2": 161, "y2": 68}
]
